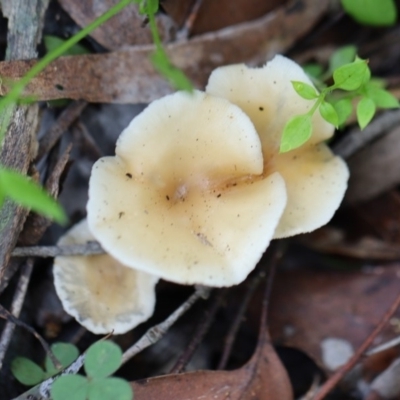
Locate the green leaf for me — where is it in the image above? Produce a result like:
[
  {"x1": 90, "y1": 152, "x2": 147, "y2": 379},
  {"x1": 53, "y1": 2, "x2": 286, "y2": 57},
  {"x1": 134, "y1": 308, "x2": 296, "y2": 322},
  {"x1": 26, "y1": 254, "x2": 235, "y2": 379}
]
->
[
  {"x1": 328, "y1": 45, "x2": 357, "y2": 75},
  {"x1": 45, "y1": 343, "x2": 80, "y2": 377},
  {"x1": 84, "y1": 341, "x2": 122, "y2": 379},
  {"x1": 341, "y1": 0, "x2": 397, "y2": 26},
  {"x1": 0, "y1": 168, "x2": 67, "y2": 224},
  {"x1": 280, "y1": 114, "x2": 313, "y2": 153},
  {"x1": 333, "y1": 59, "x2": 369, "y2": 91},
  {"x1": 51, "y1": 375, "x2": 89, "y2": 400},
  {"x1": 11, "y1": 357, "x2": 44, "y2": 386},
  {"x1": 291, "y1": 81, "x2": 318, "y2": 100},
  {"x1": 303, "y1": 64, "x2": 324, "y2": 79},
  {"x1": 319, "y1": 101, "x2": 339, "y2": 127},
  {"x1": 44, "y1": 36, "x2": 90, "y2": 56},
  {"x1": 139, "y1": 0, "x2": 159, "y2": 15},
  {"x1": 357, "y1": 97, "x2": 376, "y2": 129},
  {"x1": 333, "y1": 98, "x2": 353, "y2": 126},
  {"x1": 365, "y1": 85, "x2": 399, "y2": 108},
  {"x1": 151, "y1": 49, "x2": 193, "y2": 92},
  {"x1": 368, "y1": 78, "x2": 386, "y2": 89},
  {"x1": 88, "y1": 377, "x2": 133, "y2": 400}
]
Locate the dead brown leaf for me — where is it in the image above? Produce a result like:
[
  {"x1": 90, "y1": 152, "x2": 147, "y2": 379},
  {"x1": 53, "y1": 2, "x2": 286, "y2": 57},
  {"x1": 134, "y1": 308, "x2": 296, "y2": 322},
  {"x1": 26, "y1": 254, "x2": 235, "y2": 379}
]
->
[
  {"x1": 268, "y1": 265, "x2": 400, "y2": 373},
  {"x1": 163, "y1": 0, "x2": 284, "y2": 35},
  {"x1": 0, "y1": 0, "x2": 329, "y2": 103},
  {"x1": 58, "y1": 0, "x2": 176, "y2": 49},
  {"x1": 131, "y1": 331, "x2": 293, "y2": 400}
]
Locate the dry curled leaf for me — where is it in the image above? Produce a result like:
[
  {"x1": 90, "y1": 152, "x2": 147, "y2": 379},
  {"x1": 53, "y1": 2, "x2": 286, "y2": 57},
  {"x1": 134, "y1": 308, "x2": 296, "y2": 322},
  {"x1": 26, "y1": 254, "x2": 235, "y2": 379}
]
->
[
  {"x1": 0, "y1": 0, "x2": 329, "y2": 103},
  {"x1": 268, "y1": 265, "x2": 400, "y2": 374},
  {"x1": 131, "y1": 332, "x2": 293, "y2": 400}
]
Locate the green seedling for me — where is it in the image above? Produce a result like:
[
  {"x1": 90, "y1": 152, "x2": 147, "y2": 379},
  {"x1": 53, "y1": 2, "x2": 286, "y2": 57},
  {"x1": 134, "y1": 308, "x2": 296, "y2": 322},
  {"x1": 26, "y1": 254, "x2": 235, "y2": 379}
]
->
[
  {"x1": 12, "y1": 343, "x2": 79, "y2": 386},
  {"x1": 341, "y1": 0, "x2": 397, "y2": 26},
  {"x1": 135, "y1": 0, "x2": 193, "y2": 91},
  {"x1": 44, "y1": 35, "x2": 90, "y2": 56},
  {"x1": 281, "y1": 53, "x2": 399, "y2": 153},
  {"x1": 51, "y1": 341, "x2": 133, "y2": 400}
]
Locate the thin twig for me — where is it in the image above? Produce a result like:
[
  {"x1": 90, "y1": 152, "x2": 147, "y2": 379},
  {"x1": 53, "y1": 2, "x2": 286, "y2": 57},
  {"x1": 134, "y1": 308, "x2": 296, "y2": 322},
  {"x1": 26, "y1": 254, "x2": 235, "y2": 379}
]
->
[
  {"x1": 38, "y1": 354, "x2": 85, "y2": 398},
  {"x1": 367, "y1": 335, "x2": 400, "y2": 356},
  {"x1": 169, "y1": 289, "x2": 225, "y2": 374},
  {"x1": 313, "y1": 290, "x2": 400, "y2": 400},
  {"x1": 121, "y1": 286, "x2": 210, "y2": 365},
  {"x1": 0, "y1": 301, "x2": 61, "y2": 370},
  {"x1": 36, "y1": 100, "x2": 87, "y2": 160},
  {"x1": 0, "y1": 260, "x2": 33, "y2": 368},
  {"x1": 11, "y1": 242, "x2": 104, "y2": 258},
  {"x1": 177, "y1": 0, "x2": 203, "y2": 39},
  {"x1": 333, "y1": 110, "x2": 400, "y2": 159},
  {"x1": 217, "y1": 267, "x2": 265, "y2": 370}
]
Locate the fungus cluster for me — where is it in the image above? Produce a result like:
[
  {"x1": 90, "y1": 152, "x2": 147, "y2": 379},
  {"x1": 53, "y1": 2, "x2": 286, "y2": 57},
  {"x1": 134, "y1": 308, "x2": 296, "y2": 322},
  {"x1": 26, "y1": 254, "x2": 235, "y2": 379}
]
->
[{"x1": 54, "y1": 55, "x2": 349, "y2": 334}]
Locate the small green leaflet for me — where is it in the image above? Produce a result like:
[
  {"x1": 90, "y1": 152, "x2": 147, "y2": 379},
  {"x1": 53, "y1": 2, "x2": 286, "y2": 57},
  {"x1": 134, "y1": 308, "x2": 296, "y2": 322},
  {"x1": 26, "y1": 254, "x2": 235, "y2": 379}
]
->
[
  {"x1": 302, "y1": 64, "x2": 324, "y2": 80},
  {"x1": 51, "y1": 375, "x2": 89, "y2": 400},
  {"x1": 0, "y1": 168, "x2": 67, "y2": 224},
  {"x1": 11, "y1": 342, "x2": 79, "y2": 386},
  {"x1": 11, "y1": 357, "x2": 45, "y2": 386},
  {"x1": 88, "y1": 377, "x2": 133, "y2": 400},
  {"x1": 333, "y1": 59, "x2": 369, "y2": 91},
  {"x1": 45, "y1": 343, "x2": 79, "y2": 377},
  {"x1": 341, "y1": 0, "x2": 397, "y2": 26},
  {"x1": 364, "y1": 84, "x2": 400, "y2": 109},
  {"x1": 319, "y1": 101, "x2": 339, "y2": 128},
  {"x1": 280, "y1": 114, "x2": 312, "y2": 153},
  {"x1": 44, "y1": 36, "x2": 89, "y2": 56},
  {"x1": 291, "y1": 81, "x2": 318, "y2": 100},
  {"x1": 84, "y1": 341, "x2": 122, "y2": 379},
  {"x1": 328, "y1": 45, "x2": 357, "y2": 75},
  {"x1": 333, "y1": 98, "x2": 353, "y2": 126},
  {"x1": 357, "y1": 97, "x2": 376, "y2": 129},
  {"x1": 136, "y1": 0, "x2": 159, "y2": 15},
  {"x1": 51, "y1": 340, "x2": 133, "y2": 400}
]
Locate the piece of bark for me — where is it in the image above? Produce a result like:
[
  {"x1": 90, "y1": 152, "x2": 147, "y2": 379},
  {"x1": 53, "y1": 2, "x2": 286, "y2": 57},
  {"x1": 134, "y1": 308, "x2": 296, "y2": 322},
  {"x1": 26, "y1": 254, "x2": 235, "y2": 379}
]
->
[
  {"x1": 0, "y1": 0, "x2": 329, "y2": 104},
  {"x1": 18, "y1": 144, "x2": 72, "y2": 246},
  {"x1": 0, "y1": 0, "x2": 49, "y2": 281}
]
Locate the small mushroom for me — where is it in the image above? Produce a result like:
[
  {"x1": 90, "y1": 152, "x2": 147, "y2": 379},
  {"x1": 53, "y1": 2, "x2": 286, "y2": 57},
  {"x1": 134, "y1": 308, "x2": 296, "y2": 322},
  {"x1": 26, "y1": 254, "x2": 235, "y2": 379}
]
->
[
  {"x1": 87, "y1": 91, "x2": 287, "y2": 287},
  {"x1": 206, "y1": 55, "x2": 349, "y2": 238},
  {"x1": 53, "y1": 219, "x2": 158, "y2": 334}
]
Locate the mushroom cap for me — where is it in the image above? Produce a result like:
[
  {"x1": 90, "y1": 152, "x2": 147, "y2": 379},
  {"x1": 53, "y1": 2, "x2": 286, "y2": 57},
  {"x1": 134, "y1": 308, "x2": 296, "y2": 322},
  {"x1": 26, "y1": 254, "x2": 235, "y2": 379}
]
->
[
  {"x1": 53, "y1": 220, "x2": 158, "y2": 334},
  {"x1": 206, "y1": 55, "x2": 349, "y2": 238},
  {"x1": 87, "y1": 90, "x2": 287, "y2": 286}
]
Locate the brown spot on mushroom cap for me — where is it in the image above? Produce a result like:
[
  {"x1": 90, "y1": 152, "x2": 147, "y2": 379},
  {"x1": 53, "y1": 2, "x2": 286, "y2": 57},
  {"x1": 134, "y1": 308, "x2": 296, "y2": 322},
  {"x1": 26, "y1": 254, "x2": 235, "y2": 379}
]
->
[
  {"x1": 87, "y1": 91, "x2": 287, "y2": 286},
  {"x1": 53, "y1": 220, "x2": 158, "y2": 334},
  {"x1": 206, "y1": 55, "x2": 348, "y2": 238}
]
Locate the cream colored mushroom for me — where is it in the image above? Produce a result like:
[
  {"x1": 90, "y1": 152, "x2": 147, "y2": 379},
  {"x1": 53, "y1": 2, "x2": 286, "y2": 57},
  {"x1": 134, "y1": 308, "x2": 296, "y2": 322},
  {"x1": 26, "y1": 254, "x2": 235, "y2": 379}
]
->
[
  {"x1": 206, "y1": 55, "x2": 349, "y2": 238},
  {"x1": 53, "y1": 219, "x2": 158, "y2": 334},
  {"x1": 87, "y1": 90, "x2": 287, "y2": 287}
]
